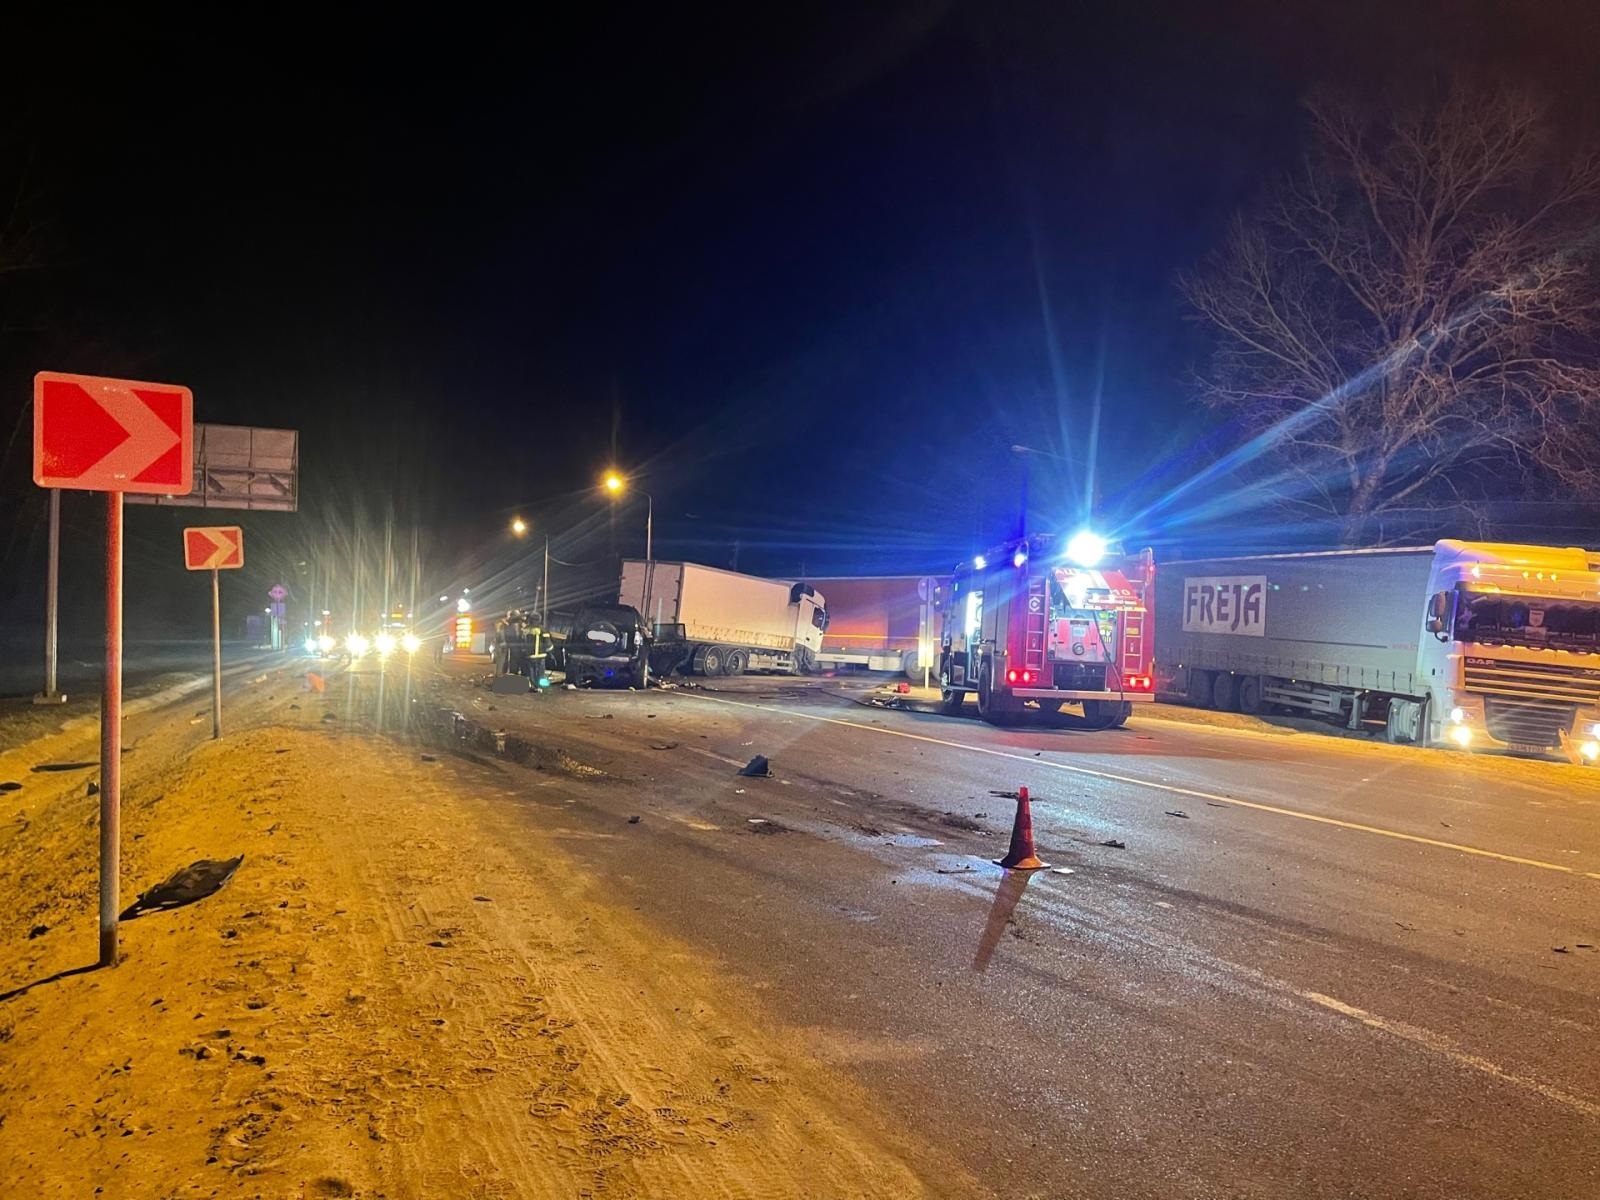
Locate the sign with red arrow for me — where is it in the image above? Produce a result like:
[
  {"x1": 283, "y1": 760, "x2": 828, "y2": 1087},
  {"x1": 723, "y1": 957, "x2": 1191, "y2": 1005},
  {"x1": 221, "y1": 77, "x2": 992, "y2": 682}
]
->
[
  {"x1": 33, "y1": 370, "x2": 193, "y2": 494},
  {"x1": 184, "y1": 526, "x2": 244, "y2": 571}
]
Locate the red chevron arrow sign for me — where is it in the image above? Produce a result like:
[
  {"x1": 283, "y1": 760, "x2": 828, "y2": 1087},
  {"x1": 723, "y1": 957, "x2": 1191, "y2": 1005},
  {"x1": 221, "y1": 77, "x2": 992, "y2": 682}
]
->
[
  {"x1": 184, "y1": 526, "x2": 244, "y2": 571},
  {"x1": 33, "y1": 370, "x2": 193, "y2": 494}
]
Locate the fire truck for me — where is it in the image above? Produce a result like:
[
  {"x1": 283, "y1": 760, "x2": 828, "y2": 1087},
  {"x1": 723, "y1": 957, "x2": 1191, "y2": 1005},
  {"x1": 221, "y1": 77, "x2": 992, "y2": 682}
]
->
[{"x1": 939, "y1": 532, "x2": 1155, "y2": 726}]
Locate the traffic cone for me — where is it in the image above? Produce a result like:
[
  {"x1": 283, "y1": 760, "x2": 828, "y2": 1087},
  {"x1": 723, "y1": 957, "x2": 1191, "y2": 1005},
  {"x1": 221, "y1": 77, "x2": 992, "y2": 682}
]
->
[{"x1": 997, "y1": 786, "x2": 1047, "y2": 870}]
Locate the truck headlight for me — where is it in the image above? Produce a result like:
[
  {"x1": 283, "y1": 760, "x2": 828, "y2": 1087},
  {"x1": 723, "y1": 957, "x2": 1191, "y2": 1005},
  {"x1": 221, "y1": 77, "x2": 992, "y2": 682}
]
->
[
  {"x1": 303, "y1": 637, "x2": 319, "y2": 654},
  {"x1": 318, "y1": 634, "x2": 335, "y2": 652},
  {"x1": 1449, "y1": 706, "x2": 1467, "y2": 724},
  {"x1": 346, "y1": 633, "x2": 369, "y2": 656},
  {"x1": 1581, "y1": 740, "x2": 1600, "y2": 762},
  {"x1": 1449, "y1": 725, "x2": 1473, "y2": 748},
  {"x1": 401, "y1": 632, "x2": 421, "y2": 654},
  {"x1": 1590, "y1": 722, "x2": 1600, "y2": 739},
  {"x1": 374, "y1": 632, "x2": 397, "y2": 655}
]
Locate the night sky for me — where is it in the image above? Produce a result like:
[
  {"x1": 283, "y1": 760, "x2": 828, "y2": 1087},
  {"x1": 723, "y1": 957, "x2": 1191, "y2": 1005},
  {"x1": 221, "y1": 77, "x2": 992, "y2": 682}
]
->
[{"x1": 2, "y1": 1, "x2": 1598, "y2": 647}]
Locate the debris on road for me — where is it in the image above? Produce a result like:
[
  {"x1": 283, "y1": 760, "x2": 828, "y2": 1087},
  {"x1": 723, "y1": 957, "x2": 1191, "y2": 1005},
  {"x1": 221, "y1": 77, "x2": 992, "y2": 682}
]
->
[
  {"x1": 120, "y1": 855, "x2": 245, "y2": 920},
  {"x1": 0, "y1": 781, "x2": 20, "y2": 792},
  {"x1": 1050, "y1": 867, "x2": 1075, "y2": 875},
  {"x1": 628, "y1": 815, "x2": 641, "y2": 824},
  {"x1": 988, "y1": 789, "x2": 1021, "y2": 799},
  {"x1": 30, "y1": 760, "x2": 96, "y2": 773},
  {"x1": 746, "y1": 818, "x2": 787, "y2": 835},
  {"x1": 649, "y1": 741, "x2": 679, "y2": 750},
  {"x1": 1099, "y1": 838, "x2": 1126, "y2": 849},
  {"x1": 1552, "y1": 945, "x2": 1570, "y2": 954},
  {"x1": 1164, "y1": 810, "x2": 1190, "y2": 819},
  {"x1": 421, "y1": 753, "x2": 438, "y2": 762},
  {"x1": 934, "y1": 865, "x2": 975, "y2": 875},
  {"x1": 27, "y1": 923, "x2": 48, "y2": 939},
  {"x1": 738, "y1": 755, "x2": 771, "y2": 777},
  {"x1": 939, "y1": 812, "x2": 983, "y2": 832},
  {"x1": 87, "y1": 780, "x2": 99, "y2": 796}
]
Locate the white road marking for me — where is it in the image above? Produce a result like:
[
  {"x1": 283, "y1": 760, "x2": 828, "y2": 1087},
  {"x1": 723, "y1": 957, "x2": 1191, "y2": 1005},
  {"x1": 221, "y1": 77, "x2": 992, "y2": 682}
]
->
[
  {"x1": 1299, "y1": 990, "x2": 1600, "y2": 1120},
  {"x1": 688, "y1": 694, "x2": 1600, "y2": 881}
]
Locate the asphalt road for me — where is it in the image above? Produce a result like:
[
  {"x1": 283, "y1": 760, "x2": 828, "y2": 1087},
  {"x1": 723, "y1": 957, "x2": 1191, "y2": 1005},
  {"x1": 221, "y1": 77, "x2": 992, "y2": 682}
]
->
[{"x1": 430, "y1": 657, "x2": 1600, "y2": 1199}]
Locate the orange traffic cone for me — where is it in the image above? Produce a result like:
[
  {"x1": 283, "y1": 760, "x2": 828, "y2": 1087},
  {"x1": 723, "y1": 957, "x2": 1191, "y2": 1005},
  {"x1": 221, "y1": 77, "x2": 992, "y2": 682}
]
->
[{"x1": 997, "y1": 786, "x2": 1047, "y2": 870}]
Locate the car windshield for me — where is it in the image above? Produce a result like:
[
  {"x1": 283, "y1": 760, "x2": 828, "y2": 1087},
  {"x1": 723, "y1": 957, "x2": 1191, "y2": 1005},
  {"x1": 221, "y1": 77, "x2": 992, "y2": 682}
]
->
[{"x1": 1454, "y1": 592, "x2": 1600, "y2": 652}]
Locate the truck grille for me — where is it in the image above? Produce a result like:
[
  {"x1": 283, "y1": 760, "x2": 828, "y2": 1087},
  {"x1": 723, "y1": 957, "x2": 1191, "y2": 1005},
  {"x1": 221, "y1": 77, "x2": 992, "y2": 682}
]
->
[
  {"x1": 1463, "y1": 657, "x2": 1600, "y2": 706},
  {"x1": 1482, "y1": 698, "x2": 1575, "y2": 750}
]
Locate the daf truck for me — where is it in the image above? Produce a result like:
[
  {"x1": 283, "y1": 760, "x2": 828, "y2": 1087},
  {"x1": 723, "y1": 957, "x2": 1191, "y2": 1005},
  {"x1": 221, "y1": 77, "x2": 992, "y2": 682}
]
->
[
  {"x1": 1155, "y1": 540, "x2": 1600, "y2": 758},
  {"x1": 619, "y1": 559, "x2": 828, "y2": 676}
]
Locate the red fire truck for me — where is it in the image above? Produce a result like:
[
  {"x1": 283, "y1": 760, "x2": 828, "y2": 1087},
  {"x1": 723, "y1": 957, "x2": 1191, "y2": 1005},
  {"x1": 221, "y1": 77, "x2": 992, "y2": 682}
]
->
[{"x1": 939, "y1": 532, "x2": 1155, "y2": 726}]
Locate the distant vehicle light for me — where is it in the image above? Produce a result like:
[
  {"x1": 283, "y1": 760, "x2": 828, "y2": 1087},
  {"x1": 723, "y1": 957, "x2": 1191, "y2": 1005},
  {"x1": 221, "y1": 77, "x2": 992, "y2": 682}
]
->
[
  {"x1": 972, "y1": 555, "x2": 987, "y2": 571},
  {"x1": 401, "y1": 632, "x2": 422, "y2": 654},
  {"x1": 317, "y1": 634, "x2": 335, "y2": 652},
  {"x1": 1013, "y1": 549, "x2": 1028, "y2": 568},
  {"x1": 1582, "y1": 740, "x2": 1600, "y2": 762},
  {"x1": 303, "y1": 637, "x2": 318, "y2": 654},
  {"x1": 1450, "y1": 706, "x2": 1467, "y2": 724},
  {"x1": 1066, "y1": 530, "x2": 1107, "y2": 568},
  {"x1": 346, "y1": 632, "x2": 370, "y2": 657},
  {"x1": 1449, "y1": 725, "x2": 1473, "y2": 748},
  {"x1": 374, "y1": 632, "x2": 397, "y2": 655},
  {"x1": 456, "y1": 597, "x2": 471, "y2": 613}
]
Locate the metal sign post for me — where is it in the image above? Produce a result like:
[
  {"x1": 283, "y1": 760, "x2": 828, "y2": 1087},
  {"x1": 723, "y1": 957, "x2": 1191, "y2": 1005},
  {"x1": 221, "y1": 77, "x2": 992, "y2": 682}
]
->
[
  {"x1": 183, "y1": 525, "x2": 244, "y2": 741},
  {"x1": 101, "y1": 492, "x2": 123, "y2": 966},
  {"x1": 34, "y1": 489, "x2": 66, "y2": 704},
  {"x1": 34, "y1": 370, "x2": 195, "y2": 969}
]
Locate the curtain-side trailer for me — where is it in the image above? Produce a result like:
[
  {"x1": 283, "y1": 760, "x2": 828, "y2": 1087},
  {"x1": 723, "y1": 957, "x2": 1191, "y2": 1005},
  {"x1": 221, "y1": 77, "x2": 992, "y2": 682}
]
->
[{"x1": 1155, "y1": 540, "x2": 1600, "y2": 758}]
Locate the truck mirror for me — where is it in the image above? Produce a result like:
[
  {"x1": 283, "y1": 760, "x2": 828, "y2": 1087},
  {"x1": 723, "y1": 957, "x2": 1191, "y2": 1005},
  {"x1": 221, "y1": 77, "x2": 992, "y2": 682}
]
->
[{"x1": 1425, "y1": 591, "x2": 1451, "y2": 636}]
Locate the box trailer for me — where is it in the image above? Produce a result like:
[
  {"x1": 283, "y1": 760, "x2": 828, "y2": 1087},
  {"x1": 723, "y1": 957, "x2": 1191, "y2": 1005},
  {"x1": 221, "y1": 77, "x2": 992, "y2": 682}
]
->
[
  {"x1": 1155, "y1": 540, "x2": 1600, "y2": 756},
  {"x1": 620, "y1": 559, "x2": 827, "y2": 676},
  {"x1": 803, "y1": 574, "x2": 947, "y2": 680}
]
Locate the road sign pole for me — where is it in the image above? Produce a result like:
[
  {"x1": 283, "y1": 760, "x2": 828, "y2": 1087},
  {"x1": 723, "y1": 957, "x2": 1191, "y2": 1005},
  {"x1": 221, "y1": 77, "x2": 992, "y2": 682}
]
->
[
  {"x1": 35, "y1": 488, "x2": 65, "y2": 704},
  {"x1": 211, "y1": 568, "x2": 223, "y2": 739},
  {"x1": 100, "y1": 491, "x2": 123, "y2": 967}
]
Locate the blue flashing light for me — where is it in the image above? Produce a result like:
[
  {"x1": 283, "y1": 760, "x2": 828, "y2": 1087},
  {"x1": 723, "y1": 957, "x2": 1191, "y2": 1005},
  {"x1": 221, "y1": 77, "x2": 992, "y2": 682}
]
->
[
  {"x1": 1013, "y1": 548, "x2": 1028, "y2": 568},
  {"x1": 972, "y1": 554, "x2": 987, "y2": 570}
]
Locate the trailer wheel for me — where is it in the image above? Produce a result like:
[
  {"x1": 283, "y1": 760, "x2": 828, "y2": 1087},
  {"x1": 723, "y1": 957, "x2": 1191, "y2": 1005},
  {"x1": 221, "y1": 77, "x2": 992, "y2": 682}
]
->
[
  {"x1": 700, "y1": 645, "x2": 724, "y2": 676},
  {"x1": 725, "y1": 648, "x2": 748, "y2": 676},
  {"x1": 1237, "y1": 674, "x2": 1264, "y2": 715},
  {"x1": 1185, "y1": 668, "x2": 1214, "y2": 708},
  {"x1": 1212, "y1": 672, "x2": 1240, "y2": 712}
]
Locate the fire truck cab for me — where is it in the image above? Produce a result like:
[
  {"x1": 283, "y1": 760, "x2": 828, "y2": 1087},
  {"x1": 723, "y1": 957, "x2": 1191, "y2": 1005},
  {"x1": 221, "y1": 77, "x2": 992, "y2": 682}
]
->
[{"x1": 939, "y1": 534, "x2": 1155, "y2": 726}]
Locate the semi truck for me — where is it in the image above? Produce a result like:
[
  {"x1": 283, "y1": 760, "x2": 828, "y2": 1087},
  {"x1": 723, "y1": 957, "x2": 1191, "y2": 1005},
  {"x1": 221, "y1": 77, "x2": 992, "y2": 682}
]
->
[
  {"x1": 619, "y1": 559, "x2": 828, "y2": 676},
  {"x1": 939, "y1": 533, "x2": 1156, "y2": 726},
  {"x1": 1154, "y1": 540, "x2": 1600, "y2": 758},
  {"x1": 803, "y1": 574, "x2": 947, "y2": 681}
]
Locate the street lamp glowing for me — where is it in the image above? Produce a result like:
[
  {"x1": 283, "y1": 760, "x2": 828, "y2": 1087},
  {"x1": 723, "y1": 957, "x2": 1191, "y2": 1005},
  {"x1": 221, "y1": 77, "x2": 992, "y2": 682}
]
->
[
  {"x1": 510, "y1": 516, "x2": 528, "y2": 536},
  {"x1": 602, "y1": 470, "x2": 625, "y2": 495}
]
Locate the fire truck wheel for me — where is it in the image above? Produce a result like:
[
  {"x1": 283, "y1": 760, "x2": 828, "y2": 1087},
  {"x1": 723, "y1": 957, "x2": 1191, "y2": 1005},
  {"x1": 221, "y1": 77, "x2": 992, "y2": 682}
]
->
[
  {"x1": 1084, "y1": 699, "x2": 1132, "y2": 728},
  {"x1": 1186, "y1": 668, "x2": 1215, "y2": 709},
  {"x1": 976, "y1": 662, "x2": 1012, "y2": 725},
  {"x1": 939, "y1": 665, "x2": 966, "y2": 715},
  {"x1": 1212, "y1": 671, "x2": 1240, "y2": 712},
  {"x1": 1237, "y1": 674, "x2": 1264, "y2": 714}
]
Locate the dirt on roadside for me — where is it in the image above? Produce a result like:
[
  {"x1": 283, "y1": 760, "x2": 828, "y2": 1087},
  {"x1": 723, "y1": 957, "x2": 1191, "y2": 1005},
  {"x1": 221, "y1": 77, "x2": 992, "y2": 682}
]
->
[{"x1": 0, "y1": 716, "x2": 956, "y2": 1198}]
